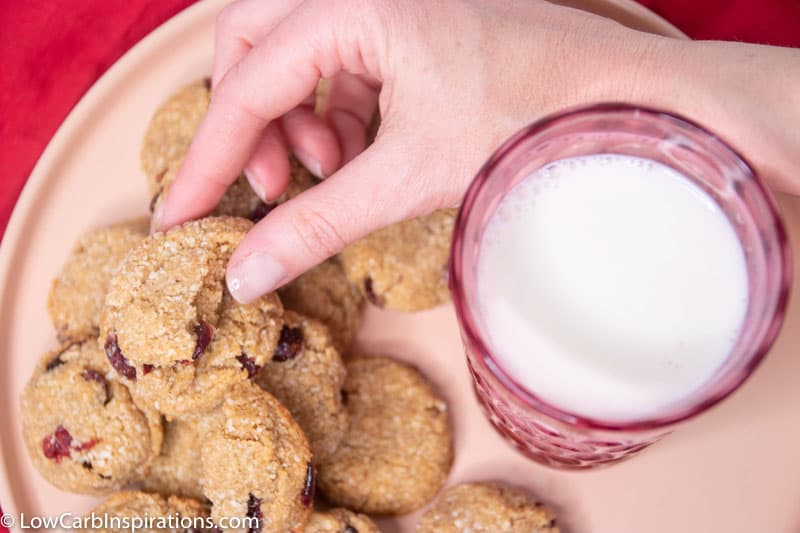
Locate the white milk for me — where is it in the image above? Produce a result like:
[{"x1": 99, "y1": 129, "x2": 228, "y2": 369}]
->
[{"x1": 477, "y1": 154, "x2": 749, "y2": 421}]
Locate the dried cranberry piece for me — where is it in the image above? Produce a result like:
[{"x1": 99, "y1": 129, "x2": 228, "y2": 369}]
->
[
  {"x1": 82, "y1": 369, "x2": 110, "y2": 405},
  {"x1": 249, "y1": 202, "x2": 276, "y2": 222},
  {"x1": 363, "y1": 277, "x2": 384, "y2": 307},
  {"x1": 237, "y1": 354, "x2": 260, "y2": 378},
  {"x1": 73, "y1": 438, "x2": 98, "y2": 451},
  {"x1": 273, "y1": 326, "x2": 303, "y2": 362},
  {"x1": 344, "y1": 526, "x2": 358, "y2": 533},
  {"x1": 246, "y1": 493, "x2": 263, "y2": 533},
  {"x1": 192, "y1": 322, "x2": 215, "y2": 361},
  {"x1": 42, "y1": 425, "x2": 73, "y2": 462},
  {"x1": 45, "y1": 355, "x2": 65, "y2": 372},
  {"x1": 142, "y1": 364, "x2": 154, "y2": 375},
  {"x1": 105, "y1": 334, "x2": 136, "y2": 381},
  {"x1": 300, "y1": 463, "x2": 315, "y2": 507}
]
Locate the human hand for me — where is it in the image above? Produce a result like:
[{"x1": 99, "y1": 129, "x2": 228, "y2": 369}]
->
[{"x1": 153, "y1": 0, "x2": 797, "y2": 303}]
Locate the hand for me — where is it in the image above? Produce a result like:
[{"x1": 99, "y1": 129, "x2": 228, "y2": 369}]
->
[{"x1": 153, "y1": 0, "x2": 800, "y2": 303}]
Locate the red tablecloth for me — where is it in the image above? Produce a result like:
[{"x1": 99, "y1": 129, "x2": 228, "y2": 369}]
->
[{"x1": 0, "y1": 0, "x2": 798, "y2": 527}]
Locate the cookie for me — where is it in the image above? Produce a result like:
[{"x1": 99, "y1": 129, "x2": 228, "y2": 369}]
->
[
  {"x1": 20, "y1": 339, "x2": 163, "y2": 494},
  {"x1": 340, "y1": 209, "x2": 456, "y2": 311},
  {"x1": 100, "y1": 216, "x2": 284, "y2": 419},
  {"x1": 47, "y1": 219, "x2": 149, "y2": 341},
  {"x1": 150, "y1": 154, "x2": 317, "y2": 223},
  {"x1": 277, "y1": 258, "x2": 363, "y2": 353},
  {"x1": 140, "y1": 408, "x2": 223, "y2": 500},
  {"x1": 416, "y1": 482, "x2": 560, "y2": 533},
  {"x1": 305, "y1": 508, "x2": 379, "y2": 533},
  {"x1": 201, "y1": 381, "x2": 313, "y2": 533},
  {"x1": 317, "y1": 355, "x2": 453, "y2": 514},
  {"x1": 141, "y1": 78, "x2": 211, "y2": 183},
  {"x1": 77, "y1": 491, "x2": 210, "y2": 533},
  {"x1": 256, "y1": 311, "x2": 347, "y2": 463}
]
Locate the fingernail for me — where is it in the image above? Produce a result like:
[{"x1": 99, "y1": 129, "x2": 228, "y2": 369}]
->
[
  {"x1": 226, "y1": 252, "x2": 287, "y2": 303},
  {"x1": 294, "y1": 150, "x2": 325, "y2": 179},
  {"x1": 244, "y1": 169, "x2": 267, "y2": 201},
  {"x1": 151, "y1": 201, "x2": 165, "y2": 233}
]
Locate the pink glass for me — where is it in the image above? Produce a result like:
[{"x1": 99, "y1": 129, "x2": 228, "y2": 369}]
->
[{"x1": 449, "y1": 103, "x2": 792, "y2": 469}]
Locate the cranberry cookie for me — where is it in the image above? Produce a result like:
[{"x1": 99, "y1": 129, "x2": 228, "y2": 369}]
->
[
  {"x1": 340, "y1": 209, "x2": 456, "y2": 311},
  {"x1": 256, "y1": 311, "x2": 347, "y2": 463},
  {"x1": 48, "y1": 219, "x2": 148, "y2": 341},
  {"x1": 417, "y1": 482, "x2": 560, "y2": 533},
  {"x1": 100, "y1": 217, "x2": 283, "y2": 419},
  {"x1": 20, "y1": 339, "x2": 163, "y2": 494},
  {"x1": 201, "y1": 382, "x2": 313, "y2": 533},
  {"x1": 317, "y1": 355, "x2": 453, "y2": 514}
]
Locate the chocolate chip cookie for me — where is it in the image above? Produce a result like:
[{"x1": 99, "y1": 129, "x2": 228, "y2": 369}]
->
[
  {"x1": 256, "y1": 311, "x2": 347, "y2": 463},
  {"x1": 100, "y1": 217, "x2": 283, "y2": 419},
  {"x1": 305, "y1": 508, "x2": 379, "y2": 533},
  {"x1": 317, "y1": 355, "x2": 453, "y2": 514},
  {"x1": 417, "y1": 482, "x2": 560, "y2": 533},
  {"x1": 340, "y1": 209, "x2": 456, "y2": 311},
  {"x1": 277, "y1": 258, "x2": 363, "y2": 353},
  {"x1": 48, "y1": 219, "x2": 149, "y2": 341},
  {"x1": 78, "y1": 490, "x2": 210, "y2": 533},
  {"x1": 20, "y1": 339, "x2": 163, "y2": 494},
  {"x1": 201, "y1": 381, "x2": 313, "y2": 533}
]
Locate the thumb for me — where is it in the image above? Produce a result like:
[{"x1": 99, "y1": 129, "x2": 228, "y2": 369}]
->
[{"x1": 225, "y1": 137, "x2": 437, "y2": 303}]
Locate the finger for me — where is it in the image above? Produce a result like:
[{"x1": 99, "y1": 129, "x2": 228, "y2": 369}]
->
[
  {"x1": 157, "y1": 0, "x2": 386, "y2": 230},
  {"x1": 211, "y1": 0, "x2": 304, "y2": 87},
  {"x1": 324, "y1": 72, "x2": 380, "y2": 165},
  {"x1": 244, "y1": 121, "x2": 291, "y2": 202},
  {"x1": 282, "y1": 105, "x2": 341, "y2": 178}
]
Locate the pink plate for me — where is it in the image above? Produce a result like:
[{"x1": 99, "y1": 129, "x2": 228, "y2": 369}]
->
[{"x1": 2, "y1": 1, "x2": 799, "y2": 532}]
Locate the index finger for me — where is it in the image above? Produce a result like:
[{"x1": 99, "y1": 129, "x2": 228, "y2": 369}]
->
[{"x1": 156, "y1": 0, "x2": 386, "y2": 231}]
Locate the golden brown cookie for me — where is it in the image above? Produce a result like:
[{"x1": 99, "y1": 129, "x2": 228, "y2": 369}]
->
[
  {"x1": 277, "y1": 258, "x2": 363, "y2": 353},
  {"x1": 256, "y1": 311, "x2": 347, "y2": 464},
  {"x1": 47, "y1": 219, "x2": 149, "y2": 341},
  {"x1": 100, "y1": 217, "x2": 283, "y2": 419},
  {"x1": 317, "y1": 355, "x2": 453, "y2": 515},
  {"x1": 305, "y1": 508, "x2": 379, "y2": 533},
  {"x1": 201, "y1": 382, "x2": 313, "y2": 533},
  {"x1": 140, "y1": 408, "x2": 223, "y2": 500},
  {"x1": 340, "y1": 209, "x2": 456, "y2": 311},
  {"x1": 20, "y1": 339, "x2": 163, "y2": 494},
  {"x1": 77, "y1": 491, "x2": 210, "y2": 533},
  {"x1": 416, "y1": 482, "x2": 560, "y2": 533},
  {"x1": 141, "y1": 78, "x2": 211, "y2": 184}
]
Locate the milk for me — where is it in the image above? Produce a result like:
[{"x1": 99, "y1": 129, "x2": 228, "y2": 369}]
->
[{"x1": 476, "y1": 154, "x2": 749, "y2": 421}]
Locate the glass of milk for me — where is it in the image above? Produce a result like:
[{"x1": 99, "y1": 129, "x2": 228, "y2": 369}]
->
[{"x1": 450, "y1": 103, "x2": 792, "y2": 468}]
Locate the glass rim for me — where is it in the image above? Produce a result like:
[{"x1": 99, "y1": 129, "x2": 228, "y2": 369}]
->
[{"x1": 449, "y1": 102, "x2": 792, "y2": 432}]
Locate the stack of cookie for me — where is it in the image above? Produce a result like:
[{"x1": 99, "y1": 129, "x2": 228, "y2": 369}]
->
[{"x1": 20, "y1": 80, "x2": 560, "y2": 532}]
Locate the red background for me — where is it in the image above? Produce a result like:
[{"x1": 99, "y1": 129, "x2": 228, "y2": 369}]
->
[{"x1": 0, "y1": 0, "x2": 798, "y2": 527}]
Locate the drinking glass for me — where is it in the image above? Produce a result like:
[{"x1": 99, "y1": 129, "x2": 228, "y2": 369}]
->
[{"x1": 449, "y1": 103, "x2": 792, "y2": 468}]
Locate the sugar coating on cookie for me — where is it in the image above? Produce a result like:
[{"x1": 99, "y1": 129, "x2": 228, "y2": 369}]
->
[
  {"x1": 317, "y1": 355, "x2": 453, "y2": 515},
  {"x1": 20, "y1": 339, "x2": 163, "y2": 494},
  {"x1": 140, "y1": 408, "x2": 223, "y2": 500},
  {"x1": 77, "y1": 491, "x2": 210, "y2": 533},
  {"x1": 48, "y1": 219, "x2": 149, "y2": 341},
  {"x1": 305, "y1": 508, "x2": 379, "y2": 533},
  {"x1": 141, "y1": 78, "x2": 211, "y2": 184},
  {"x1": 256, "y1": 311, "x2": 347, "y2": 463},
  {"x1": 340, "y1": 209, "x2": 456, "y2": 311},
  {"x1": 417, "y1": 482, "x2": 560, "y2": 533},
  {"x1": 100, "y1": 217, "x2": 283, "y2": 419},
  {"x1": 201, "y1": 382, "x2": 313, "y2": 533},
  {"x1": 278, "y1": 258, "x2": 363, "y2": 353}
]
